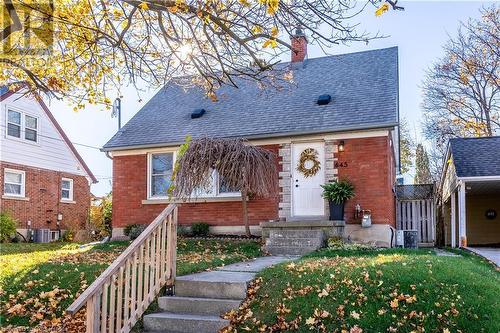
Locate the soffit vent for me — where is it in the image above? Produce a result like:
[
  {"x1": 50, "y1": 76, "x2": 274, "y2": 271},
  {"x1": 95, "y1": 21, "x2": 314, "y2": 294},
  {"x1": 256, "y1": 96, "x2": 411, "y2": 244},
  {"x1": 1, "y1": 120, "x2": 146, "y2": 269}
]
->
[
  {"x1": 191, "y1": 108, "x2": 206, "y2": 119},
  {"x1": 317, "y1": 94, "x2": 332, "y2": 105}
]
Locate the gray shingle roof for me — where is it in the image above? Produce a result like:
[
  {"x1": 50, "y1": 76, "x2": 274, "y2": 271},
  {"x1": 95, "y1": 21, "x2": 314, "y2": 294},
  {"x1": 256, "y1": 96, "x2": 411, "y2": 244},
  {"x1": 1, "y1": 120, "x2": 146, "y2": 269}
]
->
[
  {"x1": 103, "y1": 47, "x2": 399, "y2": 150},
  {"x1": 450, "y1": 136, "x2": 500, "y2": 177}
]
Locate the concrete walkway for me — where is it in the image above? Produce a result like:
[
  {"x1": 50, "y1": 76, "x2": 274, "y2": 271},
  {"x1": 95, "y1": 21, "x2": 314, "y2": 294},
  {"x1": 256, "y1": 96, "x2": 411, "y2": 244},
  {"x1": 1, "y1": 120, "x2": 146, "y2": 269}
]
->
[
  {"x1": 144, "y1": 256, "x2": 298, "y2": 333},
  {"x1": 466, "y1": 247, "x2": 500, "y2": 267}
]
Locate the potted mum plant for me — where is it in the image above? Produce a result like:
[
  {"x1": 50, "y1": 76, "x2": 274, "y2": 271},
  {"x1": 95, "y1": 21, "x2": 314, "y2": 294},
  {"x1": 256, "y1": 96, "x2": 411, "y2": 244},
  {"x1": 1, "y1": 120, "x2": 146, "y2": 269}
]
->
[{"x1": 321, "y1": 180, "x2": 355, "y2": 221}]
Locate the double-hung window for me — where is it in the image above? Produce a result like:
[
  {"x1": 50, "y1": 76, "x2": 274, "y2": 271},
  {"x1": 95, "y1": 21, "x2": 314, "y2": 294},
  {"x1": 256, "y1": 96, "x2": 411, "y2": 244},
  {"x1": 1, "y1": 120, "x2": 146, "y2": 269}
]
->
[
  {"x1": 25, "y1": 115, "x2": 38, "y2": 142},
  {"x1": 147, "y1": 152, "x2": 240, "y2": 200},
  {"x1": 3, "y1": 169, "x2": 25, "y2": 197},
  {"x1": 6, "y1": 108, "x2": 38, "y2": 143},
  {"x1": 61, "y1": 178, "x2": 74, "y2": 201},
  {"x1": 7, "y1": 110, "x2": 21, "y2": 138},
  {"x1": 149, "y1": 153, "x2": 174, "y2": 198}
]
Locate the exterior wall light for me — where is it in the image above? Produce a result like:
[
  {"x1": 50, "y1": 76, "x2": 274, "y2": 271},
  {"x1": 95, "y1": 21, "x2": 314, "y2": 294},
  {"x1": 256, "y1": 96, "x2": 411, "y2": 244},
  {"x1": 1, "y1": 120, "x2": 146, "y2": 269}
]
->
[
  {"x1": 338, "y1": 140, "x2": 345, "y2": 152},
  {"x1": 57, "y1": 213, "x2": 63, "y2": 221}
]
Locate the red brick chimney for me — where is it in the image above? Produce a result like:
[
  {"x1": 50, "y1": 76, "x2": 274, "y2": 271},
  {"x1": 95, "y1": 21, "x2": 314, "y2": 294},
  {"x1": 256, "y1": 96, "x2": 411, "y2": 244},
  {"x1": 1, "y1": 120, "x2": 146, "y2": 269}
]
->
[{"x1": 290, "y1": 27, "x2": 307, "y2": 62}]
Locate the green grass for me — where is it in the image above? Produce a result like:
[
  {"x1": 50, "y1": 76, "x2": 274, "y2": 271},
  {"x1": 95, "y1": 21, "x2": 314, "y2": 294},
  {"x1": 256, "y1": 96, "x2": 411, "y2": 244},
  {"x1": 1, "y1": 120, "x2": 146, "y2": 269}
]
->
[
  {"x1": 229, "y1": 247, "x2": 500, "y2": 333},
  {"x1": 0, "y1": 239, "x2": 261, "y2": 329}
]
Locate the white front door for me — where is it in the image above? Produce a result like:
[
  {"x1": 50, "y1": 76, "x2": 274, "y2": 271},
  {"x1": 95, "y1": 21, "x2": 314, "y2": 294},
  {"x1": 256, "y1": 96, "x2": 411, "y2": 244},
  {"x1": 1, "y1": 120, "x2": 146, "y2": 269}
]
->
[{"x1": 292, "y1": 142, "x2": 325, "y2": 217}]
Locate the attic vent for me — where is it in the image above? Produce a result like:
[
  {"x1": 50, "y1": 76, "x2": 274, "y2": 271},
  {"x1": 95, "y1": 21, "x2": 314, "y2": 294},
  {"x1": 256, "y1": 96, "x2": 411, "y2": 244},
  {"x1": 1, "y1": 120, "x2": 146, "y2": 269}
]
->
[
  {"x1": 317, "y1": 94, "x2": 331, "y2": 105},
  {"x1": 191, "y1": 108, "x2": 206, "y2": 119}
]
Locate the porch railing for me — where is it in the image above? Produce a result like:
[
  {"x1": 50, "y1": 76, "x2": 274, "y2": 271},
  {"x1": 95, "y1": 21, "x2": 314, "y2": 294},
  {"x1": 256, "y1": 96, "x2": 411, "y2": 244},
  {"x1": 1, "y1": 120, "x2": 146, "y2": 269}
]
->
[{"x1": 66, "y1": 203, "x2": 178, "y2": 333}]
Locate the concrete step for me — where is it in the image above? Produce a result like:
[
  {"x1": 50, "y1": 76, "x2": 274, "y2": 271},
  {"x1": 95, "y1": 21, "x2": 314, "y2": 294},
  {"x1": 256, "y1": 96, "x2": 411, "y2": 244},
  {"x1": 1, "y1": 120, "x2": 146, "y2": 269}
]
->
[
  {"x1": 266, "y1": 237, "x2": 324, "y2": 248},
  {"x1": 158, "y1": 296, "x2": 241, "y2": 316},
  {"x1": 175, "y1": 271, "x2": 255, "y2": 299},
  {"x1": 265, "y1": 245, "x2": 320, "y2": 256},
  {"x1": 143, "y1": 312, "x2": 229, "y2": 333},
  {"x1": 269, "y1": 228, "x2": 325, "y2": 239}
]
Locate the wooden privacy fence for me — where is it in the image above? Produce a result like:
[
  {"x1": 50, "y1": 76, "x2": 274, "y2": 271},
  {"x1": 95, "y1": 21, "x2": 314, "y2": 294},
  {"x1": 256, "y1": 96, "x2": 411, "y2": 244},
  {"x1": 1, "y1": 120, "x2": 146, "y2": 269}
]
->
[
  {"x1": 66, "y1": 203, "x2": 178, "y2": 333},
  {"x1": 397, "y1": 199, "x2": 435, "y2": 245}
]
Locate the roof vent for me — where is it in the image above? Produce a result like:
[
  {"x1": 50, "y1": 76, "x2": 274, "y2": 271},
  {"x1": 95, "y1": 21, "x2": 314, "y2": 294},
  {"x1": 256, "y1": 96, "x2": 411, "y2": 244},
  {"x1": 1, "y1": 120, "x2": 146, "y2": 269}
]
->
[
  {"x1": 191, "y1": 108, "x2": 206, "y2": 119},
  {"x1": 317, "y1": 94, "x2": 331, "y2": 105}
]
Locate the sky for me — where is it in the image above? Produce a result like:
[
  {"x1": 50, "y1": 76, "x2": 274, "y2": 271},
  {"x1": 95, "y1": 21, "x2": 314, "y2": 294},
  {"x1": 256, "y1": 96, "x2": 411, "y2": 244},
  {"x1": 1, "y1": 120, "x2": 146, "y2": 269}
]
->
[{"x1": 45, "y1": 1, "x2": 493, "y2": 196}]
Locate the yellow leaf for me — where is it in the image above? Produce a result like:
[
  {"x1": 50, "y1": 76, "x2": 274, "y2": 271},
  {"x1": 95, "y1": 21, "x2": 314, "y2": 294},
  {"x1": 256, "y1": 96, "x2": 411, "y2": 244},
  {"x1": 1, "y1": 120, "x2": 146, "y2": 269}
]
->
[
  {"x1": 263, "y1": 39, "x2": 278, "y2": 48},
  {"x1": 318, "y1": 289, "x2": 329, "y2": 298},
  {"x1": 239, "y1": 0, "x2": 251, "y2": 7},
  {"x1": 305, "y1": 316, "x2": 316, "y2": 325},
  {"x1": 271, "y1": 26, "x2": 279, "y2": 37},
  {"x1": 138, "y1": 2, "x2": 149, "y2": 10},
  {"x1": 443, "y1": 329, "x2": 450, "y2": 333},
  {"x1": 390, "y1": 298, "x2": 399, "y2": 309},
  {"x1": 252, "y1": 26, "x2": 263, "y2": 34},
  {"x1": 375, "y1": 2, "x2": 389, "y2": 17}
]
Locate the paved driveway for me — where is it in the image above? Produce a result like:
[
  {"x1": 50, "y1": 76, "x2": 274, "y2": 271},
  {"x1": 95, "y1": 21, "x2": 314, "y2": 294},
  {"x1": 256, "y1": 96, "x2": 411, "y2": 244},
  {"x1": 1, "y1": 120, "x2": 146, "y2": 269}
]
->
[{"x1": 467, "y1": 247, "x2": 500, "y2": 267}]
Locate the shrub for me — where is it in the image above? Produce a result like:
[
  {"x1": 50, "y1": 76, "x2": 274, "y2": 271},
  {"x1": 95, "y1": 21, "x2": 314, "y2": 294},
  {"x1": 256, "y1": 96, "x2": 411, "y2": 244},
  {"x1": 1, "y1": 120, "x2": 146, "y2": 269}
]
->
[
  {"x1": 321, "y1": 180, "x2": 355, "y2": 204},
  {"x1": 0, "y1": 211, "x2": 17, "y2": 242},
  {"x1": 124, "y1": 224, "x2": 140, "y2": 237},
  {"x1": 191, "y1": 223, "x2": 210, "y2": 237},
  {"x1": 89, "y1": 193, "x2": 112, "y2": 239},
  {"x1": 61, "y1": 229, "x2": 75, "y2": 242},
  {"x1": 128, "y1": 225, "x2": 146, "y2": 240}
]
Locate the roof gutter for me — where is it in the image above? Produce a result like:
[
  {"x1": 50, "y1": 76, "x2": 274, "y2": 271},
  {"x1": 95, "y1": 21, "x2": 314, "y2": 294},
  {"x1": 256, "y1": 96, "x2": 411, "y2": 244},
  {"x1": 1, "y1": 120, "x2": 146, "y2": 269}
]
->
[
  {"x1": 458, "y1": 176, "x2": 500, "y2": 182},
  {"x1": 101, "y1": 122, "x2": 399, "y2": 152}
]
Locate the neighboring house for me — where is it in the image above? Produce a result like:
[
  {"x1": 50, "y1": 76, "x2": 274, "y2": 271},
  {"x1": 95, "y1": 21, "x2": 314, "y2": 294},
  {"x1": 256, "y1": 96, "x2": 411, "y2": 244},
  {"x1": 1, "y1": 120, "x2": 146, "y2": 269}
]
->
[
  {"x1": 0, "y1": 87, "x2": 97, "y2": 241},
  {"x1": 103, "y1": 36, "x2": 400, "y2": 245},
  {"x1": 440, "y1": 136, "x2": 500, "y2": 247}
]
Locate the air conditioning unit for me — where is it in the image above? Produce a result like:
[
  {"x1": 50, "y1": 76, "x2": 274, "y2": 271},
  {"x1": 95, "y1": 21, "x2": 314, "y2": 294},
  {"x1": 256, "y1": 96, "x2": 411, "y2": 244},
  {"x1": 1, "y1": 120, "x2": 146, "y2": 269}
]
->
[
  {"x1": 396, "y1": 230, "x2": 418, "y2": 248},
  {"x1": 34, "y1": 229, "x2": 51, "y2": 243}
]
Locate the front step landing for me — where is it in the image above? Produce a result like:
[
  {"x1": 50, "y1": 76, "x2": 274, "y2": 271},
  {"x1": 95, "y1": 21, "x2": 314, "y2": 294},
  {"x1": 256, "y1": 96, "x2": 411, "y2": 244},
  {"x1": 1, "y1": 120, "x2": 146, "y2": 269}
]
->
[{"x1": 264, "y1": 229, "x2": 326, "y2": 256}]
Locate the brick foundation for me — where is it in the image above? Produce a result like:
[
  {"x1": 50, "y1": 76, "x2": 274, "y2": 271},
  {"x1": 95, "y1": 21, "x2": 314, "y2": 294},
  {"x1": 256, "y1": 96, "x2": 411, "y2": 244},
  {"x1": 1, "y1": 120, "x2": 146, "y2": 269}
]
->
[{"x1": 0, "y1": 161, "x2": 91, "y2": 230}]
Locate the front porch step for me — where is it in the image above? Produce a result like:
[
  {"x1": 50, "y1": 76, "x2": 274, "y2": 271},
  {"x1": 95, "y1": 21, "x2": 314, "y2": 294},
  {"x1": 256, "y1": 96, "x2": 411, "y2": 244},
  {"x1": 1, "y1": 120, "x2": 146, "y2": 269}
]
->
[
  {"x1": 266, "y1": 237, "x2": 324, "y2": 248},
  {"x1": 269, "y1": 229, "x2": 325, "y2": 239},
  {"x1": 264, "y1": 245, "x2": 320, "y2": 256},
  {"x1": 175, "y1": 270, "x2": 255, "y2": 299},
  {"x1": 143, "y1": 312, "x2": 229, "y2": 333},
  {"x1": 158, "y1": 296, "x2": 242, "y2": 316}
]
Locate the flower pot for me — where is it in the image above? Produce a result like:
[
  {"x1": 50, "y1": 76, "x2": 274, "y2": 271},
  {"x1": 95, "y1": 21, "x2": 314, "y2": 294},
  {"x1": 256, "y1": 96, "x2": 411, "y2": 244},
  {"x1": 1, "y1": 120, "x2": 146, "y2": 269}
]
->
[{"x1": 329, "y1": 201, "x2": 345, "y2": 221}]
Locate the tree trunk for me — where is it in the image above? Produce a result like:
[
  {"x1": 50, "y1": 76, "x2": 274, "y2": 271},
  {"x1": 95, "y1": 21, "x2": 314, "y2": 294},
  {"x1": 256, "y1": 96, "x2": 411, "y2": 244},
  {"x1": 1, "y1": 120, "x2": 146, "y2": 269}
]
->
[{"x1": 241, "y1": 189, "x2": 250, "y2": 237}]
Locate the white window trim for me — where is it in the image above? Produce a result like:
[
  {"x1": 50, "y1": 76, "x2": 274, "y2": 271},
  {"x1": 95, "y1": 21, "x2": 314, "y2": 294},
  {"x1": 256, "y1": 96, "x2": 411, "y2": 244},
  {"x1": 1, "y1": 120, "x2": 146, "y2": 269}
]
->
[
  {"x1": 147, "y1": 151, "x2": 177, "y2": 200},
  {"x1": 4, "y1": 106, "x2": 40, "y2": 145},
  {"x1": 3, "y1": 168, "x2": 26, "y2": 198},
  {"x1": 146, "y1": 151, "x2": 240, "y2": 200},
  {"x1": 61, "y1": 178, "x2": 74, "y2": 202}
]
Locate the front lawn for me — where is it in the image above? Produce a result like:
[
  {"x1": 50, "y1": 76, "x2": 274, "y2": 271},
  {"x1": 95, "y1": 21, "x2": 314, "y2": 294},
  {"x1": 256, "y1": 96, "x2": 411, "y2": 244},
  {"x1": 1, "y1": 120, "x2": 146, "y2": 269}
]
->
[
  {"x1": 225, "y1": 247, "x2": 500, "y2": 333},
  {"x1": 0, "y1": 239, "x2": 261, "y2": 331}
]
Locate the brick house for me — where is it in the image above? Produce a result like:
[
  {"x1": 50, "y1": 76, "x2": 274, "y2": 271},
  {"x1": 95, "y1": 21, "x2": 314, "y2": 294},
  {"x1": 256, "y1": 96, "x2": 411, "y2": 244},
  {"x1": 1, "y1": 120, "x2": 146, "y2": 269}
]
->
[
  {"x1": 103, "y1": 39, "x2": 400, "y2": 245},
  {"x1": 0, "y1": 87, "x2": 97, "y2": 241}
]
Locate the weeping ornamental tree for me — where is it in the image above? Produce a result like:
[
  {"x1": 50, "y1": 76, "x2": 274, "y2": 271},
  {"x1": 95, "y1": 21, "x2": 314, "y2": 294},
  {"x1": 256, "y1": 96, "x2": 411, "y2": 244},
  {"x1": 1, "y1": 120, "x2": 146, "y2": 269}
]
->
[{"x1": 173, "y1": 138, "x2": 278, "y2": 237}]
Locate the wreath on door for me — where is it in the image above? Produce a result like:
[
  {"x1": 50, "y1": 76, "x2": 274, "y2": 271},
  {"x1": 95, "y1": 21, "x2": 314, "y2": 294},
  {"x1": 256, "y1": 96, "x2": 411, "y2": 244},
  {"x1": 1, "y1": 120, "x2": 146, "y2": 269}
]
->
[{"x1": 297, "y1": 148, "x2": 321, "y2": 177}]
